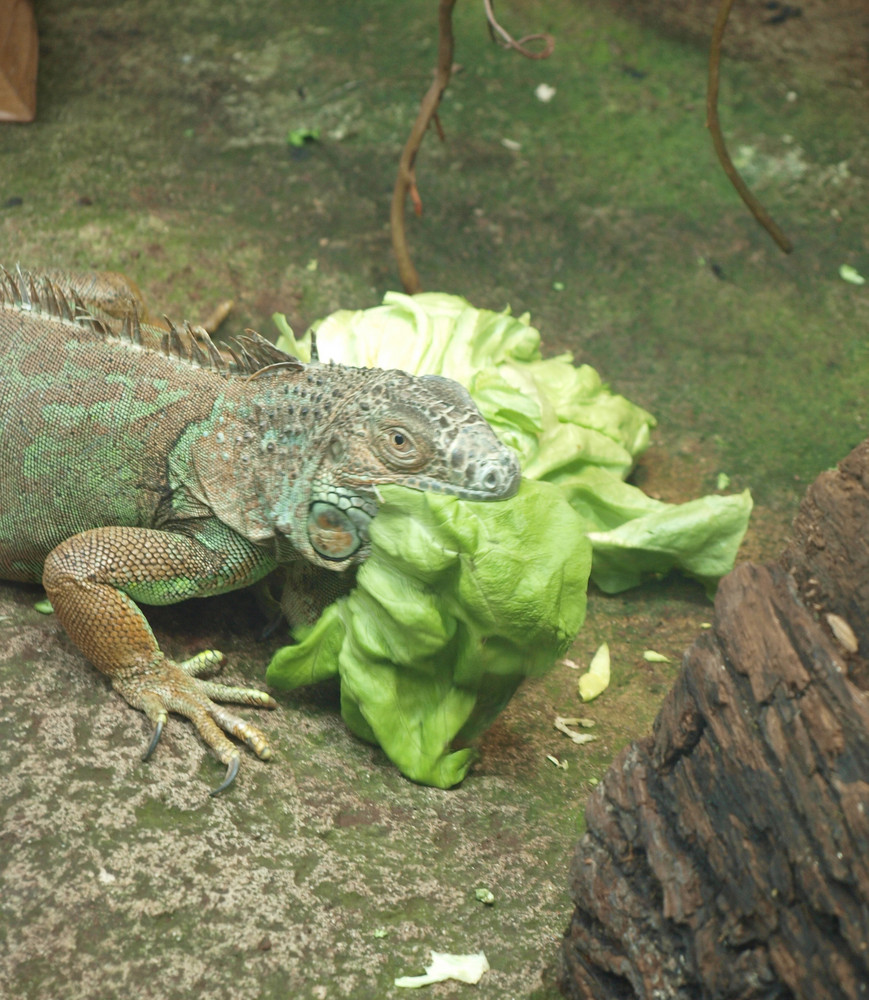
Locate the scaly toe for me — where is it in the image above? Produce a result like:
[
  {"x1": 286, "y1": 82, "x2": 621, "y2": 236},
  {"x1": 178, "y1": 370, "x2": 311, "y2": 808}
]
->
[
  {"x1": 178, "y1": 649, "x2": 225, "y2": 677},
  {"x1": 210, "y1": 704, "x2": 273, "y2": 760}
]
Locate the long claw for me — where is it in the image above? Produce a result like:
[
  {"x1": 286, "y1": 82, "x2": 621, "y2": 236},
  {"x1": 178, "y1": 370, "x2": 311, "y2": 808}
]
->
[
  {"x1": 142, "y1": 718, "x2": 164, "y2": 762},
  {"x1": 210, "y1": 754, "x2": 240, "y2": 797}
]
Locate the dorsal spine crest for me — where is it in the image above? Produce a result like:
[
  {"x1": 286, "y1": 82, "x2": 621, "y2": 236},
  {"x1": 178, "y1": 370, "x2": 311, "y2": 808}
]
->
[{"x1": 0, "y1": 266, "x2": 304, "y2": 380}]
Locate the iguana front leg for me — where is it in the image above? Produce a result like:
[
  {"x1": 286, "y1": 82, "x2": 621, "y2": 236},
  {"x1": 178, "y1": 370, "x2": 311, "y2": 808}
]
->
[{"x1": 42, "y1": 525, "x2": 277, "y2": 794}]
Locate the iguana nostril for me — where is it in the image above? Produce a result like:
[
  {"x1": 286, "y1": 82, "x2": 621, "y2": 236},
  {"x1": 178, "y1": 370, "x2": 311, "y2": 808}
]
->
[{"x1": 469, "y1": 451, "x2": 521, "y2": 496}]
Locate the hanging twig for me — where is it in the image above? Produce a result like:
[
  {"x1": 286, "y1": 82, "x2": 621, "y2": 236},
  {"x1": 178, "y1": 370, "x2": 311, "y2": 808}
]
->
[
  {"x1": 391, "y1": 0, "x2": 554, "y2": 293},
  {"x1": 706, "y1": 0, "x2": 793, "y2": 253},
  {"x1": 483, "y1": 0, "x2": 554, "y2": 59},
  {"x1": 391, "y1": 0, "x2": 457, "y2": 294}
]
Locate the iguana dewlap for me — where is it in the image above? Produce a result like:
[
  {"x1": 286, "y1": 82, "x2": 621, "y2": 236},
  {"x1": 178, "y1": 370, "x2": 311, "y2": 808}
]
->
[{"x1": 0, "y1": 268, "x2": 520, "y2": 793}]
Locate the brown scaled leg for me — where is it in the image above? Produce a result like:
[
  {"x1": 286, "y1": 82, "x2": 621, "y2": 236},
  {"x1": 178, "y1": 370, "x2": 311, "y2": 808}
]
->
[{"x1": 42, "y1": 526, "x2": 276, "y2": 794}]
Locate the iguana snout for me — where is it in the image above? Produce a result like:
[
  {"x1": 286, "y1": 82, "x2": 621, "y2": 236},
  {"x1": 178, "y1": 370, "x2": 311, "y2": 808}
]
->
[{"x1": 435, "y1": 421, "x2": 521, "y2": 500}]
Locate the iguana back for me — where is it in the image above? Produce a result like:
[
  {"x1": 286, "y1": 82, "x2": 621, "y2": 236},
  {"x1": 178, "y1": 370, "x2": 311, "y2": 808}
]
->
[{"x1": 0, "y1": 277, "x2": 227, "y2": 580}]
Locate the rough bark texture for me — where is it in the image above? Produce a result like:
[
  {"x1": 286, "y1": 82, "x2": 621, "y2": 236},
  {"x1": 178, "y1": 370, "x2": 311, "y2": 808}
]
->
[{"x1": 560, "y1": 440, "x2": 869, "y2": 1000}]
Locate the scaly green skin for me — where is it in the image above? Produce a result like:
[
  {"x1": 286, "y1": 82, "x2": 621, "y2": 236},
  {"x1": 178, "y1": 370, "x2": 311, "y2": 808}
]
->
[{"x1": 0, "y1": 269, "x2": 520, "y2": 792}]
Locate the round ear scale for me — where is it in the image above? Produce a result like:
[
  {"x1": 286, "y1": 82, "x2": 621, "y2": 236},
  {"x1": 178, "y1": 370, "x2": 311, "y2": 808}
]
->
[{"x1": 306, "y1": 502, "x2": 364, "y2": 561}]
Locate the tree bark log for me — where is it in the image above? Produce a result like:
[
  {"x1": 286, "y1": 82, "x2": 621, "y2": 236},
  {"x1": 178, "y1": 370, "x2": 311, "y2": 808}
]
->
[{"x1": 560, "y1": 440, "x2": 869, "y2": 1000}]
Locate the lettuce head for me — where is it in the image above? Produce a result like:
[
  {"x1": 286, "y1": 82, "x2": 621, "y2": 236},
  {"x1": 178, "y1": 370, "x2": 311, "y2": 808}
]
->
[{"x1": 269, "y1": 292, "x2": 752, "y2": 785}]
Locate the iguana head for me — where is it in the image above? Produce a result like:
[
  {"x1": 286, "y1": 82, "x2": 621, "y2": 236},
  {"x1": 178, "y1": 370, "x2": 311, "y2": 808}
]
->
[{"x1": 278, "y1": 366, "x2": 521, "y2": 569}]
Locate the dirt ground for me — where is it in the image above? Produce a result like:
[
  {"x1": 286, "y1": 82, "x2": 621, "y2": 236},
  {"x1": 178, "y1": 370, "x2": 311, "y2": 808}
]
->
[{"x1": 0, "y1": 1, "x2": 866, "y2": 998}]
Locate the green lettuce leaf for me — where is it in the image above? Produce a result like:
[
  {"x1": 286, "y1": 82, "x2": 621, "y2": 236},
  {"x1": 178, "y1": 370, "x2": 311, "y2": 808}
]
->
[
  {"x1": 561, "y1": 467, "x2": 753, "y2": 595},
  {"x1": 267, "y1": 481, "x2": 592, "y2": 788}
]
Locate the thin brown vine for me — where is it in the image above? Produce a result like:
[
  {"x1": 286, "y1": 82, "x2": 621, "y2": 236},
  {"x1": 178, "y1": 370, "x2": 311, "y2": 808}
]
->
[
  {"x1": 391, "y1": 0, "x2": 554, "y2": 293},
  {"x1": 706, "y1": 0, "x2": 793, "y2": 253},
  {"x1": 483, "y1": 0, "x2": 554, "y2": 59},
  {"x1": 390, "y1": 0, "x2": 456, "y2": 294}
]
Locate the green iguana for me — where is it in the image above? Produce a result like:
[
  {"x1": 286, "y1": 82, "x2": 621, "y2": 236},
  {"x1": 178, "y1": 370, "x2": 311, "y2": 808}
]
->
[{"x1": 0, "y1": 267, "x2": 521, "y2": 793}]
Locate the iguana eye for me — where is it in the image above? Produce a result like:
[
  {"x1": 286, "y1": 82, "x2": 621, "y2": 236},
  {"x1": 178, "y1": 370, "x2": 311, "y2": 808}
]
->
[
  {"x1": 373, "y1": 423, "x2": 430, "y2": 470},
  {"x1": 372, "y1": 415, "x2": 431, "y2": 470},
  {"x1": 386, "y1": 427, "x2": 413, "y2": 454}
]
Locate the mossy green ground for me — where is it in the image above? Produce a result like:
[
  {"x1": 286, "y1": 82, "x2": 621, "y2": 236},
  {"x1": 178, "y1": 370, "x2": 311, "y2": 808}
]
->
[{"x1": 0, "y1": 1, "x2": 864, "y2": 997}]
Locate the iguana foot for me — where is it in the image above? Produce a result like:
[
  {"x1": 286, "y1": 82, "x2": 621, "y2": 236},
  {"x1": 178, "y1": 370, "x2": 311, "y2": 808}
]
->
[{"x1": 111, "y1": 651, "x2": 277, "y2": 795}]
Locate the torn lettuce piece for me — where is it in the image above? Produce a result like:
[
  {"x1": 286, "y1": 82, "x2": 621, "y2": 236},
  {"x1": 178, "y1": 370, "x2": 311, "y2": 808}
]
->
[
  {"x1": 267, "y1": 480, "x2": 592, "y2": 788},
  {"x1": 395, "y1": 951, "x2": 490, "y2": 988},
  {"x1": 492, "y1": 358, "x2": 653, "y2": 479},
  {"x1": 287, "y1": 291, "x2": 542, "y2": 374},
  {"x1": 578, "y1": 643, "x2": 611, "y2": 702},
  {"x1": 563, "y1": 468, "x2": 754, "y2": 595}
]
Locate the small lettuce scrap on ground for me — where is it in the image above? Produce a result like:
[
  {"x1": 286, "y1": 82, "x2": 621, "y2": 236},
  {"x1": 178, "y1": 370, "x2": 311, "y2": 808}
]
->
[
  {"x1": 578, "y1": 643, "x2": 611, "y2": 703},
  {"x1": 275, "y1": 292, "x2": 751, "y2": 592},
  {"x1": 267, "y1": 481, "x2": 592, "y2": 788},
  {"x1": 394, "y1": 951, "x2": 490, "y2": 988}
]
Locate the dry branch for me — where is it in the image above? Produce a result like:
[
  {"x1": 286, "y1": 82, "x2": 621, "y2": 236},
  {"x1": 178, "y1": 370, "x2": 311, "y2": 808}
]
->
[
  {"x1": 390, "y1": 0, "x2": 456, "y2": 294},
  {"x1": 706, "y1": 0, "x2": 793, "y2": 253},
  {"x1": 390, "y1": 0, "x2": 553, "y2": 293},
  {"x1": 483, "y1": 0, "x2": 554, "y2": 59}
]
